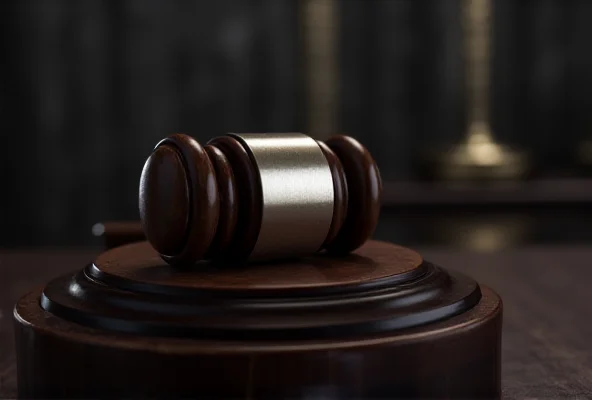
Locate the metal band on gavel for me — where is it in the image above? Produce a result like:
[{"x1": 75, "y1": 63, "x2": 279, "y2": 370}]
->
[{"x1": 139, "y1": 133, "x2": 381, "y2": 267}]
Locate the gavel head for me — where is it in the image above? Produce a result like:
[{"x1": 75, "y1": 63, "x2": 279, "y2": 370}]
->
[{"x1": 139, "y1": 133, "x2": 381, "y2": 267}]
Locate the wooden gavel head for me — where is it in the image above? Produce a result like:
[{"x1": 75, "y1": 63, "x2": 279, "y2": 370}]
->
[{"x1": 139, "y1": 133, "x2": 381, "y2": 266}]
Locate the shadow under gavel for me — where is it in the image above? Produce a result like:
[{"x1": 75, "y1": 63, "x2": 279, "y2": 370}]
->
[{"x1": 92, "y1": 221, "x2": 145, "y2": 249}]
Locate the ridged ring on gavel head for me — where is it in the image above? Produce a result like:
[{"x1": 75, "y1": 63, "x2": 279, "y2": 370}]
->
[{"x1": 139, "y1": 132, "x2": 382, "y2": 267}]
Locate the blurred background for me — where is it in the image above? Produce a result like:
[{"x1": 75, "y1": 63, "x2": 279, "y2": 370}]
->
[{"x1": 2, "y1": 0, "x2": 592, "y2": 250}]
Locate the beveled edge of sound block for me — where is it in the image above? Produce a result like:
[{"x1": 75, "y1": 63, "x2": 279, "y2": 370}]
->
[
  {"x1": 14, "y1": 284, "x2": 501, "y2": 353},
  {"x1": 14, "y1": 240, "x2": 502, "y2": 350},
  {"x1": 13, "y1": 240, "x2": 502, "y2": 398},
  {"x1": 90, "y1": 240, "x2": 424, "y2": 292}
]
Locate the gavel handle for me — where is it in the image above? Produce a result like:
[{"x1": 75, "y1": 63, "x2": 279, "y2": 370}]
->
[{"x1": 92, "y1": 221, "x2": 145, "y2": 249}]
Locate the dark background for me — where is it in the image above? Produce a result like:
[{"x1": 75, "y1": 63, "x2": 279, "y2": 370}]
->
[{"x1": 2, "y1": 0, "x2": 592, "y2": 247}]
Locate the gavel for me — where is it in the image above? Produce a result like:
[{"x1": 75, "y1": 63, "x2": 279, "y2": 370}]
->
[
  {"x1": 139, "y1": 133, "x2": 381, "y2": 266},
  {"x1": 19, "y1": 132, "x2": 502, "y2": 399}
]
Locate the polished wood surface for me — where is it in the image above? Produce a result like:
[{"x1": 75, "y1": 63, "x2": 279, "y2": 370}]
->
[
  {"x1": 317, "y1": 141, "x2": 348, "y2": 248},
  {"x1": 12, "y1": 241, "x2": 500, "y2": 398},
  {"x1": 139, "y1": 143, "x2": 190, "y2": 256},
  {"x1": 208, "y1": 135, "x2": 263, "y2": 262},
  {"x1": 140, "y1": 134, "x2": 220, "y2": 265},
  {"x1": 3, "y1": 245, "x2": 591, "y2": 398},
  {"x1": 139, "y1": 133, "x2": 382, "y2": 266},
  {"x1": 325, "y1": 135, "x2": 382, "y2": 254},
  {"x1": 204, "y1": 144, "x2": 238, "y2": 257},
  {"x1": 93, "y1": 241, "x2": 422, "y2": 292},
  {"x1": 92, "y1": 221, "x2": 146, "y2": 249}
]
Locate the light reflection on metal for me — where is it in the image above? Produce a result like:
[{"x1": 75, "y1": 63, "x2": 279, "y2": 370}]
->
[{"x1": 231, "y1": 133, "x2": 334, "y2": 260}]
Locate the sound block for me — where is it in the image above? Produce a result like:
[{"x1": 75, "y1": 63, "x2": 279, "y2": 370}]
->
[{"x1": 14, "y1": 240, "x2": 502, "y2": 399}]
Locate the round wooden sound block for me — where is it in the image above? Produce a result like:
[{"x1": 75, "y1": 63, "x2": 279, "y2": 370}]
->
[{"x1": 14, "y1": 240, "x2": 502, "y2": 399}]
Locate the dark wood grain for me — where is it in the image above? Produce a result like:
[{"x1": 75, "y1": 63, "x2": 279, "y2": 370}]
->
[
  {"x1": 141, "y1": 133, "x2": 382, "y2": 265},
  {"x1": 139, "y1": 144, "x2": 189, "y2": 256},
  {"x1": 11, "y1": 241, "x2": 500, "y2": 398},
  {"x1": 140, "y1": 134, "x2": 220, "y2": 266},
  {"x1": 91, "y1": 241, "x2": 422, "y2": 292},
  {"x1": 207, "y1": 135, "x2": 263, "y2": 262},
  {"x1": 3, "y1": 245, "x2": 592, "y2": 398},
  {"x1": 317, "y1": 141, "x2": 348, "y2": 248},
  {"x1": 0, "y1": 250, "x2": 101, "y2": 400},
  {"x1": 204, "y1": 144, "x2": 238, "y2": 257},
  {"x1": 325, "y1": 135, "x2": 382, "y2": 254},
  {"x1": 424, "y1": 246, "x2": 592, "y2": 399}
]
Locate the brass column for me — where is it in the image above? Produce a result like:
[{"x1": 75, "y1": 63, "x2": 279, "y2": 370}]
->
[
  {"x1": 302, "y1": 0, "x2": 338, "y2": 141},
  {"x1": 435, "y1": 0, "x2": 529, "y2": 180}
]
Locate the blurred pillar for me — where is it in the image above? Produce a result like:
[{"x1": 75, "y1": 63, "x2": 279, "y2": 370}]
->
[
  {"x1": 426, "y1": 0, "x2": 530, "y2": 180},
  {"x1": 301, "y1": 0, "x2": 338, "y2": 140}
]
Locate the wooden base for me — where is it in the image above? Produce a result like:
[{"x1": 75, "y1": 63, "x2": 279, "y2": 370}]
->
[{"x1": 14, "y1": 241, "x2": 502, "y2": 399}]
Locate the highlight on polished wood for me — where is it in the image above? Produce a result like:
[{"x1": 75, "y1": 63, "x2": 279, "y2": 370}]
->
[
  {"x1": 14, "y1": 240, "x2": 502, "y2": 398},
  {"x1": 12, "y1": 132, "x2": 503, "y2": 398},
  {"x1": 139, "y1": 133, "x2": 382, "y2": 266}
]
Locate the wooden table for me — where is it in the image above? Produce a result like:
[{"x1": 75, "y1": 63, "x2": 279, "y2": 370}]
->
[{"x1": 1, "y1": 246, "x2": 591, "y2": 398}]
